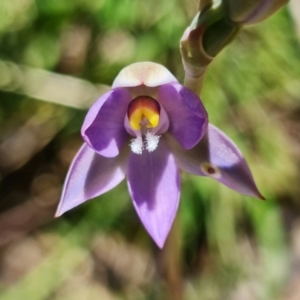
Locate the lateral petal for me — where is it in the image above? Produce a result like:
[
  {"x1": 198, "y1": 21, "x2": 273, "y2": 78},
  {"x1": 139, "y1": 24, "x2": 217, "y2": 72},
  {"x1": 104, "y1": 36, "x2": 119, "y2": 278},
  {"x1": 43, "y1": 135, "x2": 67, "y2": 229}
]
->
[
  {"x1": 55, "y1": 143, "x2": 127, "y2": 216},
  {"x1": 158, "y1": 83, "x2": 208, "y2": 149},
  {"x1": 82, "y1": 88, "x2": 131, "y2": 157}
]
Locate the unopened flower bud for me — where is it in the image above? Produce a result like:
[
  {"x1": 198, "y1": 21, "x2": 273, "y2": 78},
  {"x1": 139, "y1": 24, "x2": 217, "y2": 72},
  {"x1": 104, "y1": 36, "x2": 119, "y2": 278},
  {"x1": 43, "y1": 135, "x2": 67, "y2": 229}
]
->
[
  {"x1": 180, "y1": 1, "x2": 240, "y2": 93},
  {"x1": 222, "y1": 0, "x2": 289, "y2": 25}
]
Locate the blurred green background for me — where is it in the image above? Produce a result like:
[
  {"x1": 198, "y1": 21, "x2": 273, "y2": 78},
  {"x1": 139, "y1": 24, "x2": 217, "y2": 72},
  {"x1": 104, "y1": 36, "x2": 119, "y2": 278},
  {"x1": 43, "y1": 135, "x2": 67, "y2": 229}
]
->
[{"x1": 0, "y1": 0, "x2": 299, "y2": 299}]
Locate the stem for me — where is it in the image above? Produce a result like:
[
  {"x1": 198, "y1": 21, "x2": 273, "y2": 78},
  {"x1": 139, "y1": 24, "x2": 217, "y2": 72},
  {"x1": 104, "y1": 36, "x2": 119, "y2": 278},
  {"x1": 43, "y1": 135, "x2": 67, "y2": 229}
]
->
[
  {"x1": 181, "y1": 2, "x2": 240, "y2": 96},
  {"x1": 199, "y1": 0, "x2": 213, "y2": 11},
  {"x1": 159, "y1": 214, "x2": 183, "y2": 300},
  {"x1": 183, "y1": 73, "x2": 206, "y2": 96}
]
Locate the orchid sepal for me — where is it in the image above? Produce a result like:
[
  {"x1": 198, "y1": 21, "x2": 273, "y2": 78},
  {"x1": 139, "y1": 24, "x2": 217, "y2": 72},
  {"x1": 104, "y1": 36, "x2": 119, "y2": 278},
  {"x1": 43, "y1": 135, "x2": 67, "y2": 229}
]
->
[{"x1": 168, "y1": 124, "x2": 264, "y2": 200}]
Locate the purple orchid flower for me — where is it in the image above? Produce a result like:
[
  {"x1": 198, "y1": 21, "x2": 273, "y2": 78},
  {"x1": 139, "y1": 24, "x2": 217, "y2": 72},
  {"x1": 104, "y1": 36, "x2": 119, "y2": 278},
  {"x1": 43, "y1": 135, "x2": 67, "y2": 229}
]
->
[{"x1": 55, "y1": 62, "x2": 263, "y2": 248}]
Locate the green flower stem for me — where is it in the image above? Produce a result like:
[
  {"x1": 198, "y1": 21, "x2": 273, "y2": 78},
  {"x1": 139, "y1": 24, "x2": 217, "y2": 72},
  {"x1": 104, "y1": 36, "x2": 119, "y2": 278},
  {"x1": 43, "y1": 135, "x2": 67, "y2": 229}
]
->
[
  {"x1": 181, "y1": 2, "x2": 240, "y2": 95},
  {"x1": 199, "y1": 0, "x2": 213, "y2": 10},
  {"x1": 181, "y1": 0, "x2": 288, "y2": 95}
]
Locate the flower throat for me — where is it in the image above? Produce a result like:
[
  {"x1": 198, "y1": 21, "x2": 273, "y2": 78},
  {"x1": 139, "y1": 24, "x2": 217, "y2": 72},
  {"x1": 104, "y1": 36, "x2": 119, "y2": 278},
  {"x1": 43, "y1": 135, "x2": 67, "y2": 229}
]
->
[{"x1": 127, "y1": 96, "x2": 161, "y2": 154}]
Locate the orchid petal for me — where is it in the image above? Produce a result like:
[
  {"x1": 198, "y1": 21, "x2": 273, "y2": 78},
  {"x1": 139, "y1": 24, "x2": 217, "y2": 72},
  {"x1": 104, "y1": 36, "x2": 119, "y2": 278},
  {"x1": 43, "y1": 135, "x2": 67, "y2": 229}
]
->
[
  {"x1": 169, "y1": 124, "x2": 264, "y2": 199},
  {"x1": 81, "y1": 90, "x2": 113, "y2": 132},
  {"x1": 127, "y1": 138, "x2": 180, "y2": 248},
  {"x1": 112, "y1": 62, "x2": 177, "y2": 88},
  {"x1": 158, "y1": 83, "x2": 208, "y2": 149},
  {"x1": 55, "y1": 143, "x2": 127, "y2": 217},
  {"x1": 82, "y1": 88, "x2": 131, "y2": 157}
]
